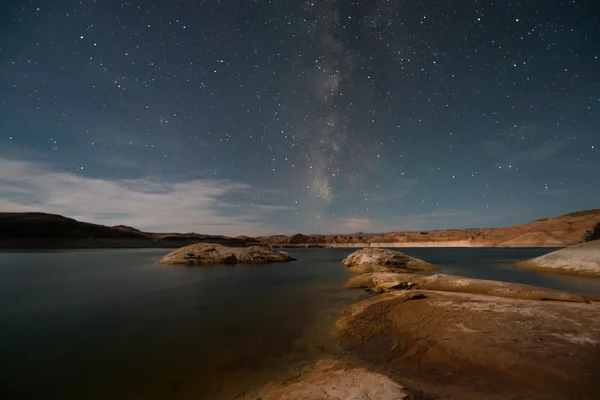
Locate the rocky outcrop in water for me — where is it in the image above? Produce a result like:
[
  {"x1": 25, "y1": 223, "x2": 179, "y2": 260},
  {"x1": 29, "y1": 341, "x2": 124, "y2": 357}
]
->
[
  {"x1": 346, "y1": 272, "x2": 589, "y2": 302},
  {"x1": 341, "y1": 248, "x2": 437, "y2": 274},
  {"x1": 513, "y1": 239, "x2": 600, "y2": 277},
  {"x1": 159, "y1": 243, "x2": 295, "y2": 265},
  {"x1": 336, "y1": 272, "x2": 600, "y2": 399}
]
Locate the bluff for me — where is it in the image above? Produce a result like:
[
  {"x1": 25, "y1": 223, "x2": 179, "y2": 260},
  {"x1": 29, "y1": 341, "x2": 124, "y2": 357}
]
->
[
  {"x1": 0, "y1": 212, "x2": 260, "y2": 249},
  {"x1": 258, "y1": 209, "x2": 600, "y2": 248}
]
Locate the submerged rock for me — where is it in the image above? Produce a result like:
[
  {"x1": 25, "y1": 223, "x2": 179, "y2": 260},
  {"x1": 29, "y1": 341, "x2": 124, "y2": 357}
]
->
[
  {"x1": 159, "y1": 243, "x2": 295, "y2": 265},
  {"x1": 341, "y1": 247, "x2": 437, "y2": 274},
  {"x1": 513, "y1": 239, "x2": 600, "y2": 277}
]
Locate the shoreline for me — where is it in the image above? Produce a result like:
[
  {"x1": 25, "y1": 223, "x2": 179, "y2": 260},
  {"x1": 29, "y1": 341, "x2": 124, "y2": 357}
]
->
[
  {"x1": 270, "y1": 241, "x2": 566, "y2": 248},
  {"x1": 244, "y1": 272, "x2": 600, "y2": 399}
]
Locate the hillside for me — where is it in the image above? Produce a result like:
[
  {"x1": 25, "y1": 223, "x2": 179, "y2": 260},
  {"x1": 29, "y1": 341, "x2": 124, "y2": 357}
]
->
[
  {"x1": 258, "y1": 209, "x2": 600, "y2": 248},
  {"x1": 2, "y1": 209, "x2": 599, "y2": 249},
  {"x1": 0, "y1": 213, "x2": 259, "y2": 249}
]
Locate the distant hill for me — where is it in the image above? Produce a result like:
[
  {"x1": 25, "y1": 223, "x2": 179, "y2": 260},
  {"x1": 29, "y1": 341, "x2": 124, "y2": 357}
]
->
[
  {"x1": 0, "y1": 212, "x2": 260, "y2": 249},
  {"x1": 2, "y1": 209, "x2": 599, "y2": 249},
  {"x1": 257, "y1": 209, "x2": 600, "y2": 248}
]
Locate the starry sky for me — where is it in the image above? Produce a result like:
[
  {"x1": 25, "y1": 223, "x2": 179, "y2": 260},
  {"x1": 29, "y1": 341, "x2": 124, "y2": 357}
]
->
[{"x1": 0, "y1": 0, "x2": 598, "y2": 235}]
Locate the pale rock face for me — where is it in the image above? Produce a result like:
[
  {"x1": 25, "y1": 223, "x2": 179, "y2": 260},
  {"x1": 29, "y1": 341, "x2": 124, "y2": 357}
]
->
[
  {"x1": 240, "y1": 358, "x2": 409, "y2": 400},
  {"x1": 341, "y1": 247, "x2": 437, "y2": 274},
  {"x1": 514, "y1": 239, "x2": 600, "y2": 277},
  {"x1": 159, "y1": 243, "x2": 295, "y2": 265}
]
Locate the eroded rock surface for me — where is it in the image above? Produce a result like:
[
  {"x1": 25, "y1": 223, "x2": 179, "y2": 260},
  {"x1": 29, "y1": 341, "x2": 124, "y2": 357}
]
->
[
  {"x1": 347, "y1": 272, "x2": 589, "y2": 302},
  {"x1": 338, "y1": 283, "x2": 600, "y2": 400},
  {"x1": 514, "y1": 239, "x2": 600, "y2": 277},
  {"x1": 159, "y1": 243, "x2": 295, "y2": 265},
  {"x1": 258, "y1": 209, "x2": 600, "y2": 247},
  {"x1": 341, "y1": 248, "x2": 437, "y2": 274},
  {"x1": 239, "y1": 358, "x2": 409, "y2": 400}
]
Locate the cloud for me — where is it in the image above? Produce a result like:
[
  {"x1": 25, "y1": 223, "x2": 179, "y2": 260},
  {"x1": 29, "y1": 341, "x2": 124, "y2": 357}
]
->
[
  {"x1": 375, "y1": 208, "x2": 520, "y2": 232},
  {"x1": 0, "y1": 157, "x2": 284, "y2": 236},
  {"x1": 482, "y1": 126, "x2": 571, "y2": 168},
  {"x1": 338, "y1": 217, "x2": 374, "y2": 232}
]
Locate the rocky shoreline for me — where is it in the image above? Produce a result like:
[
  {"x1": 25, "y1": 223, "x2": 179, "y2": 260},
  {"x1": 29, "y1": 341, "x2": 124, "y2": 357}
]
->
[
  {"x1": 241, "y1": 247, "x2": 600, "y2": 400},
  {"x1": 514, "y1": 239, "x2": 600, "y2": 277}
]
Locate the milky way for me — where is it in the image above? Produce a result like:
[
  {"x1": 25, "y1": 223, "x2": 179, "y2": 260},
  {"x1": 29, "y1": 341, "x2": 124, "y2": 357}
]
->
[{"x1": 0, "y1": 0, "x2": 598, "y2": 235}]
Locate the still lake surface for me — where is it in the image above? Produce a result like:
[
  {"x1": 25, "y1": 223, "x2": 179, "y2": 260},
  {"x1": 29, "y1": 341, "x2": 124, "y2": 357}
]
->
[{"x1": 2, "y1": 247, "x2": 600, "y2": 399}]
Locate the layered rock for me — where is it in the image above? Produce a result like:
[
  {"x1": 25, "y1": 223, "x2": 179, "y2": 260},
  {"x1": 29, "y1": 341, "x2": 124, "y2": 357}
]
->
[
  {"x1": 258, "y1": 209, "x2": 600, "y2": 248},
  {"x1": 240, "y1": 358, "x2": 409, "y2": 400},
  {"x1": 346, "y1": 272, "x2": 588, "y2": 302},
  {"x1": 585, "y1": 222, "x2": 600, "y2": 242},
  {"x1": 341, "y1": 248, "x2": 438, "y2": 274},
  {"x1": 159, "y1": 243, "x2": 295, "y2": 265},
  {"x1": 338, "y1": 273, "x2": 600, "y2": 399},
  {"x1": 513, "y1": 239, "x2": 600, "y2": 277}
]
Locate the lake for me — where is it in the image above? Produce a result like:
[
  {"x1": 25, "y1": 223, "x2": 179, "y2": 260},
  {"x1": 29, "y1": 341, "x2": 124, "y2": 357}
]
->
[{"x1": 1, "y1": 247, "x2": 599, "y2": 399}]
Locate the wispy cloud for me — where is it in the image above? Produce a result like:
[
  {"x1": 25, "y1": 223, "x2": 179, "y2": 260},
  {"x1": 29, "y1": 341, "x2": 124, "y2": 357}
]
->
[
  {"x1": 337, "y1": 217, "x2": 374, "y2": 232},
  {"x1": 0, "y1": 157, "x2": 284, "y2": 236},
  {"x1": 371, "y1": 208, "x2": 520, "y2": 232},
  {"x1": 483, "y1": 128, "x2": 571, "y2": 168}
]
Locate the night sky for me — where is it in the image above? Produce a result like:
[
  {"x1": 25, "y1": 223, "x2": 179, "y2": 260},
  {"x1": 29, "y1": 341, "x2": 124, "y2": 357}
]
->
[{"x1": 1, "y1": 0, "x2": 598, "y2": 235}]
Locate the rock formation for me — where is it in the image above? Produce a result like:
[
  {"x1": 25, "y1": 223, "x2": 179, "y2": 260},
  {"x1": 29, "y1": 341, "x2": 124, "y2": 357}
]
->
[
  {"x1": 336, "y1": 272, "x2": 600, "y2": 399},
  {"x1": 585, "y1": 222, "x2": 600, "y2": 242},
  {"x1": 341, "y1": 248, "x2": 438, "y2": 274},
  {"x1": 159, "y1": 243, "x2": 295, "y2": 265},
  {"x1": 513, "y1": 239, "x2": 600, "y2": 277},
  {"x1": 346, "y1": 272, "x2": 589, "y2": 302},
  {"x1": 258, "y1": 209, "x2": 600, "y2": 248},
  {"x1": 240, "y1": 358, "x2": 409, "y2": 400}
]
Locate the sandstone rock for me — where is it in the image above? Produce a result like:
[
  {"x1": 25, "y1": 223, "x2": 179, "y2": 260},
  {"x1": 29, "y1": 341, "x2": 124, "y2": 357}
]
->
[
  {"x1": 585, "y1": 222, "x2": 600, "y2": 242},
  {"x1": 346, "y1": 272, "x2": 588, "y2": 302},
  {"x1": 341, "y1": 247, "x2": 437, "y2": 274},
  {"x1": 338, "y1": 283, "x2": 600, "y2": 399},
  {"x1": 257, "y1": 209, "x2": 600, "y2": 248},
  {"x1": 239, "y1": 358, "x2": 409, "y2": 400},
  {"x1": 514, "y1": 239, "x2": 600, "y2": 277},
  {"x1": 159, "y1": 243, "x2": 295, "y2": 265}
]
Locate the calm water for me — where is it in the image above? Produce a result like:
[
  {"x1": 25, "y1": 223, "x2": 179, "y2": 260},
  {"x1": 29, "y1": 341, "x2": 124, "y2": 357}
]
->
[{"x1": 1, "y1": 247, "x2": 600, "y2": 399}]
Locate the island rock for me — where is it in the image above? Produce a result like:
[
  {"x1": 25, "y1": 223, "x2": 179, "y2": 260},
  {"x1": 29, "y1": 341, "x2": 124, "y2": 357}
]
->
[
  {"x1": 341, "y1": 247, "x2": 437, "y2": 274},
  {"x1": 513, "y1": 239, "x2": 600, "y2": 277},
  {"x1": 159, "y1": 243, "x2": 295, "y2": 265}
]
